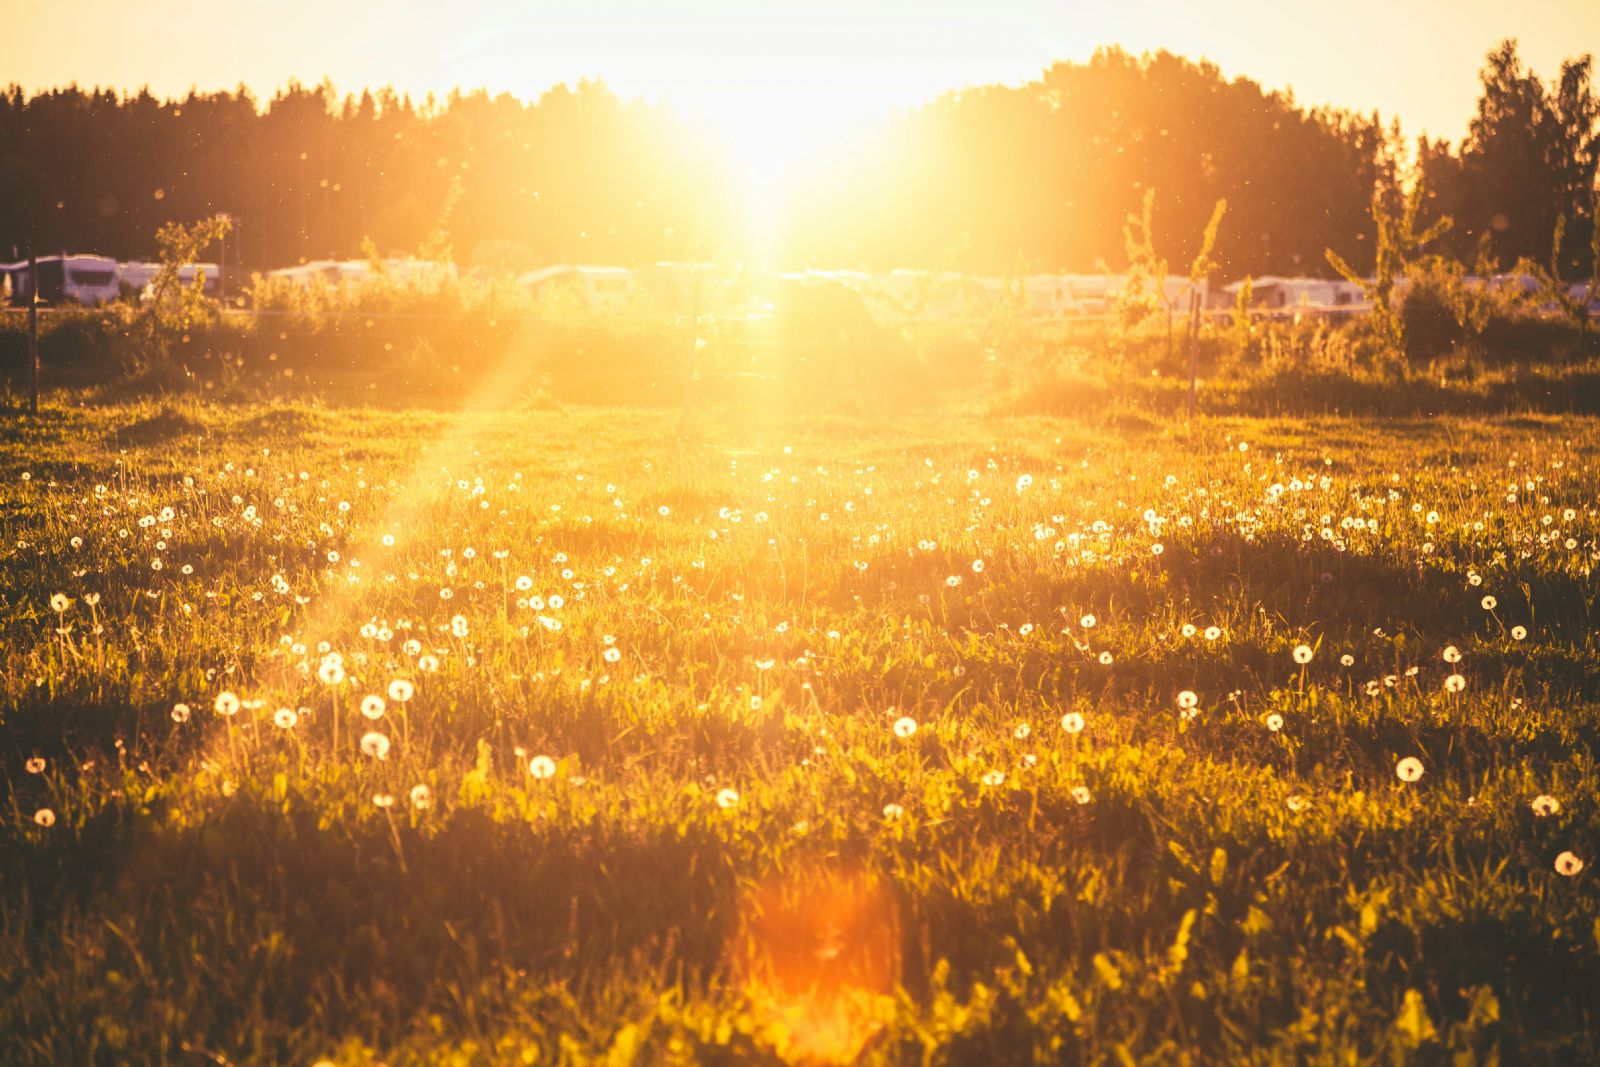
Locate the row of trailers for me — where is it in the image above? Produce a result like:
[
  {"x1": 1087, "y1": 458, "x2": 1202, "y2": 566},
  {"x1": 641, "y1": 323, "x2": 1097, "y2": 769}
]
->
[
  {"x1": 13, "y1": 253, "x2": 1593, "y2": 320},
  {"x1": 525, "y1": 264, "x2": 1379, "y2": 321},
  {"x1": 0, "y1": 253, "x2": 1375, "y2": 319},
  {"x1": 1, "y1": 254, "x2": 221, "y2": 307}
]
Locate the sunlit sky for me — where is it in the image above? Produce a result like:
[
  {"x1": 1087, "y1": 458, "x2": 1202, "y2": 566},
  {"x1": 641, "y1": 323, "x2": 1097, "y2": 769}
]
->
[{"x1": 12, "y1": 0, "x2": 1600, "y2": 182}]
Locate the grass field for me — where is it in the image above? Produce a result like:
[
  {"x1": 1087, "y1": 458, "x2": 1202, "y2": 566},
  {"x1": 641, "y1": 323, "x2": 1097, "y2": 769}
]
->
[{"x1": 2, "y1": 396, "x2": 1598, "y2": 1064}]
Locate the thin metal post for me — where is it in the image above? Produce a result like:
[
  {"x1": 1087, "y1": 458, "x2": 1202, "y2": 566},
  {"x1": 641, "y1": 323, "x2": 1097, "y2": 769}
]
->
[
  {"x1": 28, "y1": 255, "x2": 39, "y2": 414},
  {"x1": 1186, "y1": 289, "x2": 1201, "y2": 421}
]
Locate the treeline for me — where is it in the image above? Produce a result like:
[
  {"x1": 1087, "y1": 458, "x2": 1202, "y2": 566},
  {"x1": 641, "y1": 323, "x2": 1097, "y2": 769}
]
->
[{"x1": 0, "y1": 41, "x2": 1594, "y2": 278}]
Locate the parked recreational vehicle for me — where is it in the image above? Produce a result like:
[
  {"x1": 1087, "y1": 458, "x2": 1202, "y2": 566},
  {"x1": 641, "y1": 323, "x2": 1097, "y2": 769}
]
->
[
  {"x1": 1221, "y1": 276, "x2": 1367, "y2": 312},
  {"x1": 635, "y1": 261, "x2": 727, "y2": 313},
  {"x1": 117, "y1": 261, "x2": 161, "y2": 296},
  {"x1": 1, "y1": 254, "x2": 122, "y2": 306},
  {"x1": 520, "y1": 265, "x2": 635, "y2": 312}
]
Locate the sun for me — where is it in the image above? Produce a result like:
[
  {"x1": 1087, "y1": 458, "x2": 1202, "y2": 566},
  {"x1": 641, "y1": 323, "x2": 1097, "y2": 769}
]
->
[{"x1": 669, "y1": 84, "x2": 879, "y2": 262}]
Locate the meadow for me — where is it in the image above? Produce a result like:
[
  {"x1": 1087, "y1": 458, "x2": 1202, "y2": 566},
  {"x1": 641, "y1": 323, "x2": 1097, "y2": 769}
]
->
[{"x1": 2, "y1": 394, "x2": 1598, "y2": 1064}]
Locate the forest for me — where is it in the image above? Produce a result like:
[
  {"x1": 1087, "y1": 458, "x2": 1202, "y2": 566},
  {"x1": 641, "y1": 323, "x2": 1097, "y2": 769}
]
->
[{"x1": 0, "y1": 40, "x2": 1594, "y2": 279}]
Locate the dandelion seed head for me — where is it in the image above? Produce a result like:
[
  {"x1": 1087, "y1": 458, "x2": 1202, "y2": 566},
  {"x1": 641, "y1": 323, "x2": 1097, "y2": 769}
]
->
[
  {"x1": 360, "y1": 731, "x2": 391, "y2": 760},
  {"x1": 1396, "y1": 756, "x2": 1425, "y2": 783}
]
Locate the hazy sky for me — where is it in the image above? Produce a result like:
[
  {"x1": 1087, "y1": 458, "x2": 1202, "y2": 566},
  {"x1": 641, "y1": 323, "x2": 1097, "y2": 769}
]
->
[{"x1": 10, "y1": 0, "x2": 1599, "y2": 153}]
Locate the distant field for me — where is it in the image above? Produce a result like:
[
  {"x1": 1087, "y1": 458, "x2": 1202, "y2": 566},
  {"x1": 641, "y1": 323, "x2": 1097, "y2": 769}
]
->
[{"x1": 2, "y1": 399, "x2": 1598, "y2": 1064}]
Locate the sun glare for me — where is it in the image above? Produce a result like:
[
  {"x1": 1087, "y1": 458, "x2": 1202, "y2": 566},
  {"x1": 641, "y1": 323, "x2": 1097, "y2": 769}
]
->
[{"x1": 680, "y1": 86, "x2": 873, "y2": 260}]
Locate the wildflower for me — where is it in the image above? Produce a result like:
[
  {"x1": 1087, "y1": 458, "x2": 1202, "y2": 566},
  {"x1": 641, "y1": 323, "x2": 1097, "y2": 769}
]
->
[
  {"x1": 529, "y1": 755, "x2": 557, "y2": 779},
  {"x1": 1555, "y1": 851, "x2": 1584, "y2": 876},
  {"x1": 360, "y1": 695, "x2": 386, "y2": 720},
  {"x1": 25, "y1": 757, "x2": 45, "y2": 774},
  {"x1": 1266, "y1": 713, "x2": 1284, "y2": 732},
  {"x1": 1015, "y1": 474, "x2": 1033, "y2": 492},
  {"x1": 1177, "y1": 690, "x2": 1199, "y2": 710},
  {"x1": 1014, "y1": 722, "x2": 1031, "y2": 740},
  {"x1": 717, "y1": 787, "x2": 740, "y2": 809},
  {"x1": 1442, "y1": 645, "x2": 1462, "y2": 664},
  {"x1": 893, "y1": 716, "x2": 918, "y2": 739},
  {"x1": 1481, "y1": 595, "x2": 1498, "y2": 611},
  {"x1": 317, "y1": 657, "x2": 346, "y2": 686},
  {"x1": 1080, "y1": 614, "x2": 1097, "y2": 629},
  {"x1": 1396, "y1": 756, "x2": 1425, "y2": 783},
  {"x1": 360, "y1": 731, "x2": 391, "y2": 760},
  {"x1": 1340, "y1": 654, "x2": 1355, "y2": 667},
  {"x1": 1060, "y1": 711, "x2": 1085, "y2": 734},
  {"x1": 1070, "y1": 786, "x2": 1091, "y2": 805},
  {"x1": 982, "y1": 770, "x2": 1005, "y2": 787},
  {"x1": 1531, "y1": 795, "x2": 1560, "y2": 817},
  {"x1": 604, "y1": 647, "x2": 622, "y2": 663},
  {"x1": 214, "y1": 692, "x2": 240, "y2": 717},
  {"x1": 1292, "y1": 644, "x2": 1314, "y2": 664},
  {"x1": 971, "y1": 559, "x2": 985, "y2": 574},
  {"x1": 372, "y1": 793, "x2": 396, "y2": 809},
  {"x1": 945, "y1": 575, "x2": 962, "y2": 587},
  {"x1": 273, "y1": 708, "x2": 298, "y2": 730},
  {"x1": 1444, "y1": 674, "x2": 1466, "y2": 693},
  {"x1": 50, "y1": 593, "x2": 71, "y2": 613},
  {"x1": 1286, "y1": 794, "x2": 1307, "y2": 813},
  {"x1": 410, "y1": 784, "x2": 432, "y2": 810},
  {"x1": 388, "y1": 678, "x2": 415, "y2": 702},
  {"x1": 883, "y1": 803, "x2": 904, "y2": 820},
  {"x1": 1204, "y1": 626, "x2": 1222, "y2": 641},
  {"x1": 1098, "y1": 651, "x2": 1113, "y2": 665},
  {"x1": 33, "y1": 808, "x2": 56, "y2": 828},
  {"x1": 171, "y1": 703, "x2": 191, "y2": 724},
  {"x1": 1511, "y1": 626, "x2": 1527, "y2": 641}
]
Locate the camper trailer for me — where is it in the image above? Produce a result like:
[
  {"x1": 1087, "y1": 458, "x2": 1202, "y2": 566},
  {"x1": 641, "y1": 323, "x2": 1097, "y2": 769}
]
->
[
  {"x1": 134, "y1": 262, "x2": 222, "y2": 301},
  {"x1": 2, "y1": 254, "x2": 122, "y2": 306},
  {"x1": 1221, "y1": 276, "x2": 1367, "y2": 313},
  {"x1": 520, "y1": 265, "x2": 635, "y2": 312}
]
